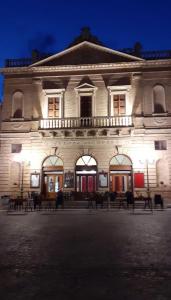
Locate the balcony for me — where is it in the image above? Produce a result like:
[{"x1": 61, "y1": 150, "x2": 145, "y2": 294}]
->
[{"x1": 40, "y1": 115, "x2": 133, "y2": 129}]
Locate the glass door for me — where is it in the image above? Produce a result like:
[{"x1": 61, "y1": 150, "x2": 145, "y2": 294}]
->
[
  {"x1": 110, "y1": 174, "x2": 131, "y2": 193},
  {"x1": 44, "y1": 174, "x2": 63, "y2": 199}
]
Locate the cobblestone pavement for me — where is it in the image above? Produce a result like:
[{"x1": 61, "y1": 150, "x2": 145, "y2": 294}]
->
[{"x1": 0, "y1": 209, "x2": 171, "y2": 299}]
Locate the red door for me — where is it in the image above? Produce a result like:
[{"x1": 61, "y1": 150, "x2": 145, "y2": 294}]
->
[{"x1": 77, "y1": 175, "x2": 96, "y2": 192}]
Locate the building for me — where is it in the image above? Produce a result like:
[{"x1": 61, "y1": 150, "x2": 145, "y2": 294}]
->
[{"x1": 0, "y1": 29, "x2": 171, "y2": 202}]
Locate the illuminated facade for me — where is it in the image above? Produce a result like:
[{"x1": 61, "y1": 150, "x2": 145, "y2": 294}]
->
[{"x1": 0, "y1": 36, "x2": 171, "y2": 202}]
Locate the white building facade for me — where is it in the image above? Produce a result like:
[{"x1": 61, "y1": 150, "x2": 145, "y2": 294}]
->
[{"x1": 0, "y1": 36, "x2": 171, "y2": 202}]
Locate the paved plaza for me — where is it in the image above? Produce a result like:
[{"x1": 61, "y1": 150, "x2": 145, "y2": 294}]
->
[{"x1": 0, "y1": 209, "x2": 171, "y2": 299}]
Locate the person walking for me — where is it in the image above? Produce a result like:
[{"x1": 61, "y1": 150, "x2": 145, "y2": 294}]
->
[
  {"x1": 56, "y1": 189, "x2": 64, "y2": 209},
  {"x1": 125, "y1": 190, "x2": 134, "y2": 209}
]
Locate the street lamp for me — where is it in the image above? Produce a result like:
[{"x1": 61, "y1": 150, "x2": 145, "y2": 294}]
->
[
  {"x1": 13, "y1": 151, "x2": 29, "y2": 199},
  {"x1": 139, "y1": 153, "x2": 155, "y2": 197}
]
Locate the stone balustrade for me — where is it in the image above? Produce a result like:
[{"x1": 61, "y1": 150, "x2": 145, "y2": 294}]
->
[{"x1": 40, "y1": 115, "x2": 133, "y2": 129}]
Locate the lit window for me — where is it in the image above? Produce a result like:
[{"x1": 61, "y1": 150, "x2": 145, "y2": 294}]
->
[
  {"x1": 154, "y1": 141, "x2": 167, "y2": 150},
  {"x1": 113, "y1": 94, "x2": 126, "y2": 115},
  {"x1": 48, "y1": 97, "x2": 60, "y2": 118},
  {"x1": 11, "y1": 144, "x2": 22, "y2": 153}
]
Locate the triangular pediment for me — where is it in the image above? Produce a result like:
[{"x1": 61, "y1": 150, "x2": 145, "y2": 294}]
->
[
  {"x1": 75, "y1": 83, "x2": 96, "y2": 90},
  {"x1": 31, "y1": 41, "x2": 143, "y2": 67}
]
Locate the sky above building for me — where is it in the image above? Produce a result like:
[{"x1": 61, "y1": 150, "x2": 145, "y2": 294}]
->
[{"x1": 0, "y1": 0, "x2": 171, "y2": 99}]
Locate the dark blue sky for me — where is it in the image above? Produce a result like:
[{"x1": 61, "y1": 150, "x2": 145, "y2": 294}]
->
[{"x1": 0, "y1": 0, "x2": 171, "y2": 99}]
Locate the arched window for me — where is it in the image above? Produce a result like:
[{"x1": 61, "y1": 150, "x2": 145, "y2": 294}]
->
[
  {"x1": 43, "y1": 155, "x2": 63, "y2": 167},
  {"x1": 156, "y1": 159, "x2": 169, "y2": 187},
  {"x1": 76, "y1": 155, "x2": 97, "y2": 167},
  {"x1": 110, "y1": 154, "x2": 132, "y2": 166},
  {"x1": 12, "y1": 91, "x2": 24, "y2": 118},
  {"x1": 153, "y1": 85, "x2": 166, "y2": 113}
]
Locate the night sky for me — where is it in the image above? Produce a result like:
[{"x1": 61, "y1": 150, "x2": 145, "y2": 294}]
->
[{"x1": 0, "y1": 0, "x2": 171, "y2": 99}]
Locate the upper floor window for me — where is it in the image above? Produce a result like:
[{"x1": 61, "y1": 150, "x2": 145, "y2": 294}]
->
[
  {"x1": 154, "y1": 140, "x2": 167, "y2": 150},
  {"x1": 12, "y1": 91, "x2": 24, "y2": 118},
  {"x1": 108, "y1": 85, "x2": 131, "y2": 116},
  {"x1": 113, "y1": 94, "x2": 126, "y2": 115},
  {"x1": 11, "y1": 144, "x2": 22, "y2": 153},
  {"x1": 43, "y1": 88, "x2": 65, "y2": 119},
  {"x1": 153, "y1": 85, "x2": 166, "y2": 113},
  {"x1": 48, "y1": 97, "x2": 60, "y2": 118}
]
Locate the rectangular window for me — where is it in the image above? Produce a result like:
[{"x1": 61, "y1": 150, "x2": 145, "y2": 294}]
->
[
  {"x1": 113, "y1": 94, "x2": 126, "y2": 115},
  {"x1": 154, "y1": 140, "x2": 167, "y2": 150},
  {"x1": 11, "y1": 144, "x2": 22, "y2": 153},
  {"x1": 48, "y1": 97, "x2": 60, "y2": 118}
]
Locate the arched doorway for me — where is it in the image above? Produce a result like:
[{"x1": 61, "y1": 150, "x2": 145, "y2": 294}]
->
[
  {"x1": 109, "y1": 154, "x2": 132, "y2": 193},
  {"x1": 75, "y1": 155, "x2": 97, "y2": 192},
  {"x1": 42, "y1": 155, "x2": 64, "y2": 199}
]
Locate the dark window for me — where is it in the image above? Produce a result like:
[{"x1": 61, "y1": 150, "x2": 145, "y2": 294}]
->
[
  {"x1": 80, "y1": 96, "x2": 92, "y2": 117},
  {"x1": 11, "y1": 144, "x2": 22, "y2": 153},
  {"x1": 154, "y1": 141, "x2": 167, "y2": 150}
]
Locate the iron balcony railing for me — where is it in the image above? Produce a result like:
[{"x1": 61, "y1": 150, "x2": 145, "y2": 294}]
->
[{"x1": 40, "y1": 115, "x2": 133, "y2": 129}]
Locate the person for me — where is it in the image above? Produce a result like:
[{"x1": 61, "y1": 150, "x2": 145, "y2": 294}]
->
[
  {"x1": 32, "y1": 191, "x2": 39, "y2": 210},
  {"x1": 110, "y1": 191, "x2": 117, "y2": 202},
  {"x1": 125, "y1": 190, "x2": 134, "y2": 208},
  {"x1": 56, "y1": 189, "x2": 64, "y2": 209}
]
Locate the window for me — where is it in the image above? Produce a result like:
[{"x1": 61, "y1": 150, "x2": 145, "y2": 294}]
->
[
  {"x1": 113, "y1": 94, "x2": 126, "y2": 115},
  {"x1": 154, "y1": 140, "x2": 167, "y2": 150},
  {"x1": 48, "y1": 97, "x2": 60, "y2": 118},
  {"x1": 11, "y1": 144, "x2": 22, "y2": 153}
]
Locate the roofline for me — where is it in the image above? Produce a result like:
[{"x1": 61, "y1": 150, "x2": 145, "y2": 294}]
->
[
  {"x1": 30, "y1": 41, "x2": 144, "y2": 67},
  {"x1": 1, "y1": 58, "x2": 171, "y2": 75}
]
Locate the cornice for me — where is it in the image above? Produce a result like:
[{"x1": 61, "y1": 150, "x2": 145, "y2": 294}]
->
[{"x1": 1, "y1": 59, "x2": 171, "y2": 75}]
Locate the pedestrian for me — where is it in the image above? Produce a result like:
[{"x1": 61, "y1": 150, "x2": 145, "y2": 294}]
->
[
  {"x1": 32, "y1": 192, "x2": 38, "y2": 210},
  {"x1": 56, "y1": 189, "x2": 64, "y2": 209},
  {"x1": 125, "y1": 190, "x2": 134, "y2": 208},
  {"x1": 110, "y1": 191, "x2": 117, "y2": 202}
]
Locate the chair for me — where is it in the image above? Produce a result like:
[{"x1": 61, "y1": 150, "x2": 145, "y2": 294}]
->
[{"x1": 154, "y1": 194, "x2": 164, "y2": 209}]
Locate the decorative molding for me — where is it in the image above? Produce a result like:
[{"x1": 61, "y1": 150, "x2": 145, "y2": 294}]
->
[{"x1": 1, "y1": 59, "x2": 171, "y2": 75}]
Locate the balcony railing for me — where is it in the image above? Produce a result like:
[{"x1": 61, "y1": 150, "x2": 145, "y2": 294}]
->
[{"x1": 40, "y1": 116, "x2": 133, "y2": 129}]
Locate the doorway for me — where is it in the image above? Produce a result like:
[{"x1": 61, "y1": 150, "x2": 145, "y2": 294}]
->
[
  {"x1": 42, "y1": 155, "x2": 64, "y2": 200},
  {"x1": 80, "y1": 96, "x2": 92, "y2": 127},
  {"x1": 80, "y1": 96, "x2": 92, "y2": 117},
  {"x1": 44, "y1": 173, "x2": 63, "y2": 199},
  {"x1": 76, "y1": 174, "x2": 96, "y2": 192},
  {"x1": 110, "y1": 173, "x2": 131, "y2": 193},
  {"x1": 109, "y1": 154, "x2": 133, "y2": 193},
  {"x1": 75, "y1": 155, "x2": 97, "y2": 193}
]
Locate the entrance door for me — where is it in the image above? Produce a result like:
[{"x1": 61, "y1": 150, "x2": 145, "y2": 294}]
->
[
  {"x1": 76, "y1": 175, "x2": 96, "y2": 192},
  {"x1": 44, "y1": 174, "x2": 63, "y2": 199},
  {"x1": 110, "y1": 174, "x2": 131, "y2": 193}
]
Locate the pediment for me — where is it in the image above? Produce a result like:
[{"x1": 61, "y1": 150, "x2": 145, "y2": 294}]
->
[
  {"x1": 31, "y1": 41, "x2": 143, "y2": 67},
  {"x1": 75, "y1": 83, "x2": 96, "y2": 90}
]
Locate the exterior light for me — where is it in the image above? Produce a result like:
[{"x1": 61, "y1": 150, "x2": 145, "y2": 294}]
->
[
  {"x1": 13, "y1": 150, "x2": 31, "y2": 198},
  {"x1": 139, "y1": 148, "x2": 156, "y2": 197}
]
